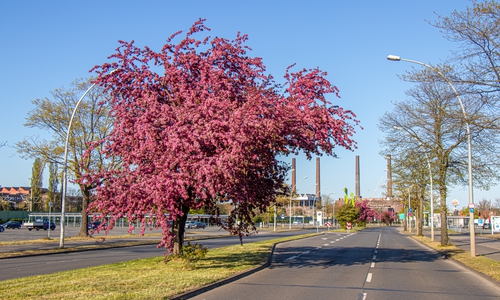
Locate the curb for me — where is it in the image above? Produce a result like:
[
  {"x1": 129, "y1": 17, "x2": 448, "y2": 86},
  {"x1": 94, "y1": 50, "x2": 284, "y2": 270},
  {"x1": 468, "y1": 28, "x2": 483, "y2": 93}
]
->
[{"x1": 170, "y1": 243, "x2": 278, "y2": 300}]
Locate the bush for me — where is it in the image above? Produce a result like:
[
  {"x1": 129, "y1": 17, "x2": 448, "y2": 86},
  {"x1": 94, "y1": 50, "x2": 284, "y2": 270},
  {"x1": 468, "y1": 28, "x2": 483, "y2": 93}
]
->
[
  {"x1": 165, "y1": 241, "x2": 208, "y2": 265},
  {"x1": 335, "y1": 204, "x2": 360, "y2": 229}
]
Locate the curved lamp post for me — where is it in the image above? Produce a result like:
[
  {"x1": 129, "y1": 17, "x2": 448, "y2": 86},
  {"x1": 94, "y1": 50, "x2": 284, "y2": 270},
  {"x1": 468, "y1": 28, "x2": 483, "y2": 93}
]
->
[
  {"x1": 387, "y1": 55, "x2": 475, "y2": 256},
  {"x1": 59, "y1": 69, "x2": 117, "y2": 248},
  {"x1": 290, "y1": 176, "x2": 307, "y2": 229},
  {"x1": 393, "y1": 126, "x2": 435, "y2": 241},
  {"x1": 59, "y1": 82, "x2": 99, "y2": 248}
]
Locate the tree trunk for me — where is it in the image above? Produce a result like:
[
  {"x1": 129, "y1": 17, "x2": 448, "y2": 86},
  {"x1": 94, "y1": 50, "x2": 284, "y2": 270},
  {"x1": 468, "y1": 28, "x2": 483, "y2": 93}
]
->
[
  {"x1": 403, "y1": 204, "x2": 408, "y2": 231},
  {"x1": 440, "y1": 187, "x2": 449, "y2": 245},
  {"x1": 172, "y1": 204, "x2": 190, "y2": 256},
  {"x1": 418, "y1": 194, "x2": 424, "y2": 236},
  {"x1": 78, "y1": 187, "x2": 91, "y2": 237}
]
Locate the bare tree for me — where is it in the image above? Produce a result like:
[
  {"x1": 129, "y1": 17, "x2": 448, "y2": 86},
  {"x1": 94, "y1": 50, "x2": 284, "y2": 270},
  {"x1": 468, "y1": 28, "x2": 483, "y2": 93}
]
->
[
  {"x1": 379, "y1": 78, "x2": 500, "y2": 245},
  {"x1": 16, "y1": 78, "x2": 119, "y2": 236},
  {"x1": 433, "y1": 0, "x2": 500, "y2": 94}
]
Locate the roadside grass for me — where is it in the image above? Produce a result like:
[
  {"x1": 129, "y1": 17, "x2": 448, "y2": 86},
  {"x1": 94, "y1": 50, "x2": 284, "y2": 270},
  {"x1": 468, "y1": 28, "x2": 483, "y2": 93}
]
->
[
  {"x1": 0, "y1": 232, "x2": 163, "y2": 246},
  {"x1": 0, "y1": 233, "x2": 319, "y2": 299},
  {"x1": 0, "y1": 240, "x2": 159, "y2": 258},
  {"x1": 0, "y1": 234, "x2": 164, "y2": 258},
  {"x1": 412, "y1": 235, "x2": 500, "y2": 283},
  {"x1": 478, "y1": 232, "x2": 500, "y2": 240}
]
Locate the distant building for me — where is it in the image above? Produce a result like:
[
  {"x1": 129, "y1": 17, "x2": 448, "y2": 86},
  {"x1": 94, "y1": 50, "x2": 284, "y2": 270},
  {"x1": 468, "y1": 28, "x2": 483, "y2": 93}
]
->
[{"x1": 0, "y1": 186, "x2": 48, "y2": 210}]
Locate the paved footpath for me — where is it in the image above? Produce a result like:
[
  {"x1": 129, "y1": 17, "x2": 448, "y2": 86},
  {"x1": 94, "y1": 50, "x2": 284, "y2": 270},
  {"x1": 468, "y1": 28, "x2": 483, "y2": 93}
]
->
[{"x1": 411, "y1": 227, "x2": 500, "y2": 261}]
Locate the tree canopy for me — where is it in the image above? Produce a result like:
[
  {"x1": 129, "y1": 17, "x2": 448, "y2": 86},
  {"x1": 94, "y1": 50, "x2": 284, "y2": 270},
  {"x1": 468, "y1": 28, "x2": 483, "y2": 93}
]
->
[{"x1": 83, "y1": 19, "x2": 361, "y2": 254}]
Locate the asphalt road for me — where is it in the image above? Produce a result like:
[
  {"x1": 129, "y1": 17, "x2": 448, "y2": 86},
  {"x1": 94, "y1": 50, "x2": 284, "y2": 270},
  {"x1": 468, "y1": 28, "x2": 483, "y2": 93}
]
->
[
  {"x1": 0, "y1": 228, "x2": 313, "y2": 281},
  {"x1": 189, "y1": 227, "x2": 500, "y2": 300}
]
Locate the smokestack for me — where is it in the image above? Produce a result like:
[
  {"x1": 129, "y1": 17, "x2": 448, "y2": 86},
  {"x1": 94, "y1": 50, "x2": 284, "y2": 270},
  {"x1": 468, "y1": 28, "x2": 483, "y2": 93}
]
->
[
  {"x1": 316, "y1": 157, "x2": 320, "y2": 199},
  {"x1": 387, "y1": 154, "x2": 393, "y2": 199},
  {"x1": 292, "y1": 158, "x2": 296, "y2": 193},
  {"x1": 355, "y1": 155, "x2": 360, "y2": 198}
]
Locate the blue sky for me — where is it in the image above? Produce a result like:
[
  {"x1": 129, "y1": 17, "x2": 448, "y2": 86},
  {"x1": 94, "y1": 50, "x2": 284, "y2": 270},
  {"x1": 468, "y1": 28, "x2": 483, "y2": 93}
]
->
[{"x1": 0, "y1": 0, "x2": 491, "y2": 208}]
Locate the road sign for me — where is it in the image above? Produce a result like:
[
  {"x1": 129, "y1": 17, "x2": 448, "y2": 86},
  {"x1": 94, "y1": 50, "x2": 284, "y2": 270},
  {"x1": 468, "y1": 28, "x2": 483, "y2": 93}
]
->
[
  {"x1": 347, "y1": 222, "x2": 352, "y2": 230},
  {"x1": 281, "y1": 214, "x2": 284, "y2": 219},
  {"x1": 468, "y1": 203, "x2": 475, "y2": 209},
  {"x1": 326, "y1": 221, "x2": 332, "y2": 227},
  {"x1": 452, "y1": 199, "x2": 459, "y2": 207}
]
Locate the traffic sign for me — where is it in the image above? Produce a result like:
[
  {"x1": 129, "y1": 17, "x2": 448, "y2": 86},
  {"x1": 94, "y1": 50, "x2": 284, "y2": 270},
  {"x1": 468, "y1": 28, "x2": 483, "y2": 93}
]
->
[
  {"x1": 326, "y1": 221, "x2": 332, "y2": 227},
  {"x1": 347, "y1": 222, "x2": 352, "y2": 230},
  {"x1": 469, "y1": 203, "x2": 475, "y2": 209}
]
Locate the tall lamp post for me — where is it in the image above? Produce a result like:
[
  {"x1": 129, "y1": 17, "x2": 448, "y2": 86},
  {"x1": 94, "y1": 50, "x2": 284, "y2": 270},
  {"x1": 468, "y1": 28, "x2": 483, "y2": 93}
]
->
[
  {"x1": 387, "y1": 55, "x2": 475, "y2": 256},
  {"x1": 59, "y1": 81, "x2": 100, "y2": 248},
  {"x1": 394, "y1": 126, "x2": 435, "y2": 241},
  {"x1": 290, "y1": 176, "x2": 307, "y2": 230}
]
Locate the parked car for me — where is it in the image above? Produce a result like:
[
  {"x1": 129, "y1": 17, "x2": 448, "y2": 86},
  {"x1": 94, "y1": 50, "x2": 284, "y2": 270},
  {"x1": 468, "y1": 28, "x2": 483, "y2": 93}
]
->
[
  {"x1": 185, "y1": 221, "x2": 197, "y2": 229},
  {"x1": 2, "y1": 221, "x2": 22, "y2": 229},
  {"x1": 483, "y1": 223, "x2": 492, "y2": 230},
  {"x1": 26, "y1": 219, "x2": 55, "y2": 231},
  {"x1": 193, "y1": 221, "x2": 206, "y2": 229},
  {"x1": 0, "y1": 225, "x2": 4, "y2": 232},
  {"x1": 88, "y1": 221, "x2": 107, "y2": 230},
  {"x1": 43, "y1": 220, "x2": 56, "y2": 231}
]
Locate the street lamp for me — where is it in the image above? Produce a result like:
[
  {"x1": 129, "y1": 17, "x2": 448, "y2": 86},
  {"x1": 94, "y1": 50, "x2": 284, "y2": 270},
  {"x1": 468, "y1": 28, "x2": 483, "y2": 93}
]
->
[
  {"x1": 290, "y1": 176, "x2": 307, "y2": 229},
  {"x1": 59, "y1": 71, "x2": 116, "y2": 248},
  {"x1": 394, "y1": 126, "x2": 435, "y2": 241},
  {"x1": 388, "y1": 55, "x2": 475, "y2": 255}
]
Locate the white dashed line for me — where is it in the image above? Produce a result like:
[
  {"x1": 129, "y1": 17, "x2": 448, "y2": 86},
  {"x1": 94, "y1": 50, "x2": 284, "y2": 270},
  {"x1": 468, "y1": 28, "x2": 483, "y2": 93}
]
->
[{"x1": 366, "y1": 273, "x2": 373, "y2": 283}]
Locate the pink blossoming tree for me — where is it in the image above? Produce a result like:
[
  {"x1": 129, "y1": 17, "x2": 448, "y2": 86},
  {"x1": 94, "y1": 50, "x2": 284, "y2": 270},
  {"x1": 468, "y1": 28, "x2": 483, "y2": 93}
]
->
[
  {"x1": 83, "y1": 19, "x2": 360, "y2": 255},
  {"x1": 356, "y1": 200, "x2": 377, "y2": 226}
]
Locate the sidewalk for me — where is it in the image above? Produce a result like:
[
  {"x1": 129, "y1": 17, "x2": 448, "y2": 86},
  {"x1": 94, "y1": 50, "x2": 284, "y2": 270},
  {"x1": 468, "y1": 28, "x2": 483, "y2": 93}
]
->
[{"x1": 403, "y1": 226, "x2": 500, "y2": 261}]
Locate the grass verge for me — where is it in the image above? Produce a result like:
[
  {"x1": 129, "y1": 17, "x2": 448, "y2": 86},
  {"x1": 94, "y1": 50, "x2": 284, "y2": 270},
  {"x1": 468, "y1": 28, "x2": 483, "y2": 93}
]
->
[
  {"x1": 0, "y1": 233, "x2": 319, "y2": 299},
  {"x1": 412, "y1": 235, "x2": 500, "y2": 283}
]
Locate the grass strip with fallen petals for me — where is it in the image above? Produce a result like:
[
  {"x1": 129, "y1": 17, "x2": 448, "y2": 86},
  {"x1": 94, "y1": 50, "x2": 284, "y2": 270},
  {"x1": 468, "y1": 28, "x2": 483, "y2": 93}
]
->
[
  {"x1": 0, "y1": 233, "x2": 318, "y2": 299},
  {"x1": 412, "y1": 235, "x2": 500, "y2": 283}
]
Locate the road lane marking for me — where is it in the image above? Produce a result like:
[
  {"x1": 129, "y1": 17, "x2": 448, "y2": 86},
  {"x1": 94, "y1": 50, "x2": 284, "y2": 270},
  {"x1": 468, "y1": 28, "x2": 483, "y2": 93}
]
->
[
  {"x1": 285, "y1": 232, "x2": 356, "y2": 261},
  {"x1": 371, "y1": 262, "x2": 375, "y2": 268},
  {"x1": 358, "y1": 293, "x2": 367, "y2": 300},
  {"x1": 366, "y1": 273, "x2": 372, "y2": 282}
]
